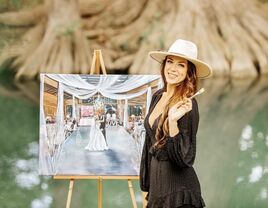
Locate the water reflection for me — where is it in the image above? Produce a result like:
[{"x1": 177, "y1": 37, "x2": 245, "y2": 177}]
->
[
  {"x1": 15, "y1": 169, "x2": 40, "y2": 189},
  {"x1": 194, "y1": 76, "x2": 268, "y2": 207},
  {"x1": 258, "y1": 188, "x2": 267, "y2": 200},
  {"x1": 249, "y1": 165, "x2": 263, "y2": 183},
  {"x1": 0, "y1": 75, "x2": 268, "y2": 207},
  {"x1": 14, "y1": 142, "x2": 40, "y2": 189},
  {"x1": 240, "y1": 125, "x2": 254, "y2": 151},
  {"x1": 31, "y1": 194, "x2": 53, "y2": 208},
  {"x1": 217, "y1": 76, "x2": 268, "y2": 207},
  {"x1": 13, "y1": 144, "x2": 55, "y2": 208}
]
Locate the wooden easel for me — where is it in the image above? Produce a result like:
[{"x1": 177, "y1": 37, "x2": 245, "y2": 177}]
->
[{"x1": 53, "y1": 50, "x2": 141, "y2": 208}]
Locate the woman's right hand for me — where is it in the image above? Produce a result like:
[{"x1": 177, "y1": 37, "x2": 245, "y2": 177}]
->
[{"x1": 168, "y1": 98, "x2": 192, "y2": 122}]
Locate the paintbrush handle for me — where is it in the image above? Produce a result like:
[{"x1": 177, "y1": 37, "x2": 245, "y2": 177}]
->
[{"x1": 189, "y1": 88, "x2": 205, "y2": 100}]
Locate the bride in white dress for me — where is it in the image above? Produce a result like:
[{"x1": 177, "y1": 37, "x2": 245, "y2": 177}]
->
[{"x1": 85, "y1": 116, "x2": 109, "y2": 151}]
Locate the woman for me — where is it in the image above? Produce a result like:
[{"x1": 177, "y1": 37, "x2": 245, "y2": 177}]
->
[
  {"x1": 140, "y1": 39, "x2": 212, "y2": 208},
  {"x1": 85, "y1": 115, "x2": 109, "y2": 151}
]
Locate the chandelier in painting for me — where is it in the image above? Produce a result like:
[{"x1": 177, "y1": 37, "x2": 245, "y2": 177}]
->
[{"x1": 94, "y1": 93, "x2": 104, "y2": 111}]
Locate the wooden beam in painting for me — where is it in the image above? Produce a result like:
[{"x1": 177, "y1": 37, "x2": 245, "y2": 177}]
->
[{"x1": 44, "y1": 75, "x2": 58, "y2": 88}]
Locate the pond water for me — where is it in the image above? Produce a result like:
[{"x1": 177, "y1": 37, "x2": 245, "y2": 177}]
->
[{"x1": 0, "y1": 71, "x2": 268, "y2": 208}]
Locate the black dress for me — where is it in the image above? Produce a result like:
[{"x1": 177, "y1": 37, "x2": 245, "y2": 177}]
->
[{"x1": 139, "y1": 89, "x2": 205, "y2": 208}]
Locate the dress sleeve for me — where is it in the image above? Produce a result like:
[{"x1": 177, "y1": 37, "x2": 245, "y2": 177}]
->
[
  {"x1": 166, "y1": 98, "x2": 199, "y2": 168},
  {"x1": 139, "y1": 132, "x2": 152, "y2": 192}
]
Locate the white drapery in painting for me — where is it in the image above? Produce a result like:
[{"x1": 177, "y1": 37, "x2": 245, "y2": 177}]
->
[
  {"x1": 72, "y1": 95, "x2": 76, "y2": 119},
  {"x1": 46, "y1": 74, "x2": 159, "y2": 100},
  {"x1": 39, "y1": 74, "x2": 53, "y2": 174},
  {"x1": 123, "y1": 99, "x2": 128, "y2": 128},
  {"x1": 146, "y1": 87, "x2": 152, "y2": 115}
]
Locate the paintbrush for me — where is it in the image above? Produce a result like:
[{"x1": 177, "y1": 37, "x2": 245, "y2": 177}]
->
[{"x1": 189, "y1": 87, "x2": 205, "y2": 100}]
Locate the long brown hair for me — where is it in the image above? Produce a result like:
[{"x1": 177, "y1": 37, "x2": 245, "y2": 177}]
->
[{"x1": 154, "y1": 57, "x2": 198, "y2": 149}]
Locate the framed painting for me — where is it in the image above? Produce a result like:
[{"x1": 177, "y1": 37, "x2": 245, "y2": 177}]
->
[{"x1": 39, "y1": 74, "x2": 162, "y2": 176}]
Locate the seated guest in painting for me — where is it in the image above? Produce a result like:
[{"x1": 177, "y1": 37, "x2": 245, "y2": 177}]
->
[{"x1": 106, "y1": 112, "x2": 111, "y2": 126}]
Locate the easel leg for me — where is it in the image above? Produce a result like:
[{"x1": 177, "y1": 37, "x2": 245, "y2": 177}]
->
[
  {"x1": 98, "y1": 177, "x2": 102, "y2": 208},
  {"x1": 66, "y1": 179, "x2": 75, "y2": 208},
  {"x1": 128, "y1": 179, "x2": 138, "y2": 208},
  {"x1": 90, "y1": 50, "x2": 107, "y2": 75},
  {"x1": 142, "y1": 192, "x2": 148, "y2": 208}
]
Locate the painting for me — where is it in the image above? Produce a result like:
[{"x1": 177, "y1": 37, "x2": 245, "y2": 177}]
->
[{"x1": 39, "y1": 74, "x2": 162, "y2": 175}]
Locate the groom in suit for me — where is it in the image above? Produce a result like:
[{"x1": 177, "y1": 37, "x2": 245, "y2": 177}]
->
[{"x1": 99, "y1": 113, "x2": 107, "y2": 144}]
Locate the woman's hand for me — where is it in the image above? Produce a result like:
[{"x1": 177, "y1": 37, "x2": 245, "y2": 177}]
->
[{"x1": 168, "y1": 98, "x2": 192, "y2": 122}]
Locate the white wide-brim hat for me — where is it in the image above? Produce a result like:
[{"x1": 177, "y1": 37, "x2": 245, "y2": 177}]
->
[{"x1": 149, "y1": 39, "x2": 212, "y2": 79}]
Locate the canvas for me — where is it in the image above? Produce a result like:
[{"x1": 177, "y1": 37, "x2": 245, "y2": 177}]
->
[{"x1": 39, "y1": 74, "x2": 162, "y2": 175}]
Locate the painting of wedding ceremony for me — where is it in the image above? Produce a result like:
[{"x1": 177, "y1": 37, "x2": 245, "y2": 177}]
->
[{"x1": 39, "y1": 74, "x2": 162, "y2": 175}]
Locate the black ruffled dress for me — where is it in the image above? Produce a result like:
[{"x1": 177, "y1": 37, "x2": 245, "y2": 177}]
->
[{"x1": 139, "y1": 89, "x2": 205, "y2": 208}]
